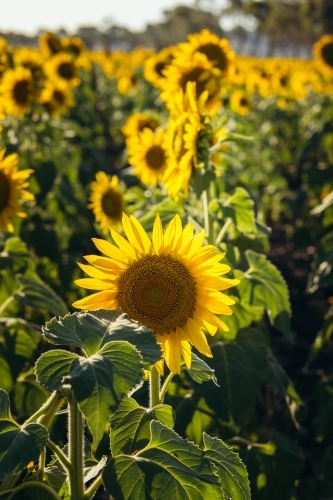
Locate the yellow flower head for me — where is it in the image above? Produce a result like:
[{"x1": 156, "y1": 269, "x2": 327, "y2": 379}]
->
[
  {"x1": 313, "y1": 35, "x2": 333, "y2": 72},
  {"x1": 61, "y1": 37, "x2": 91, "y2": 71},
  {"x1": 161, "y1": 51, "x2": 222, "y2": 115},
  {"x1": 144, "y1": 46, "x2": 176, "y2": 88},
  {"x1": 46, "y1": 53, "x2": 80, "y2": 87},
  {"x1": 39, "y1": 80, "x2": 74, "y2": 117},
  {"x1": 178, "y1": 29, "x2": 235, "y2": 76},
  {"x1": 39, "y1": 32, "x2": 63, "y2": 58},
  {"x1": 163, "y1": 82, "x2": 207, "y2": 199},
  {"x1": 73, "y1": 213, "x2": 239, "y2": 374},
  {"x1": 0, "y1": 37, "x2": 13, "y2": 78},
  {"x1": 127, "y1": 128, "x2": 167, "y2": 187},
  {"x1": 230, "y1": 90, "x2": 251, "y2": 116},
  {"x1": 0, "y1": 67, "x2": 35, "y2": 117},
  {"x1": 122, "y1": 113, "x2": 159, "y2": 143},
  {"x1": 0, "y1": 149, "x2": 34, "y2": 233},
  {"x1": 14, "y1": 47, "x2": 45, "y2": 83},
  {"x1": 88, "y1": 172, "x2": 125, "y2": 233}
]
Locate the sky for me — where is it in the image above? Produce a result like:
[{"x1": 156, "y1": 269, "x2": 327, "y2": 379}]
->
[{"x1": 2, "y1": 0, "x2": 198, "y2": 35}]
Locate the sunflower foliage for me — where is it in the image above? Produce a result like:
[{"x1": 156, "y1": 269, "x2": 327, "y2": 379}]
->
[{"x1": 0, "y1": 29, "x2": 332, "y2": 500}]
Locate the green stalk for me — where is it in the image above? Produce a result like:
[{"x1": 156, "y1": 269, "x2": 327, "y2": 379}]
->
[
  {"x1": 149, "y1": 366, "x2": 160, "y2": 408},
  {"x1": 47, "y1": 439, "x2": 72, "y2": 472},
  {"x1": 202, "y1": 186, "x2": 214, "y2": 244},
  {"x1": 159, "y1": 372, "x2": 174, "y2": 403},
  {"x1": 215, "y1": 218, "x2": 232, "y2": 245},
  {"x1": 25, "y1": 391, "x2": 64, "y2": 425},
  {"x1": 67, "y1": 394, "x2": 85, "y2": 500},
  {"x1": 82, "y1": 475, "x2": 103, "y2": 500}
]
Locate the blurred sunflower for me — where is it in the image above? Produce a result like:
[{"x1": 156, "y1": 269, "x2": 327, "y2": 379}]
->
[
  {"x1": 127, "y1": 128, "x2": 167, "y2": 187},
  {"x1": 62, "y1": 37, "x2": 91, "y2": 70},
  {"x1": 117, "y1": 69, "x2": 137, "y2": 95},
  {"x1": 163, "y1": 82, "x2": 207, "y2": 198},
  {"x1": 161, "y1": 52, "x2": 222, "y2": 114},
  {"x1": 39, "y1": 32, "x2": 63, "y2": 58},
  {"x1": 73, "y1": 213, "x2": 239, "y2": 374},
  {"x1": 88, "y1": 172, "x2": 125, "y2": 233},
  {"x1": 14, "y1": 48, "x2": 45, "y2": 83},
  {"x1": 122, "y1": 113, "x2": 159, "y2": 143},
  {"x1": 144, "y1": 46, "x2": 176, "y2": 88},
  {"x1": 313, "y1": 35, "x2": 333, "y2": 72},
  {"x1": 0, "y1": 67, "x2": 34, "y2": 116},
  {"x1": 39, "y1": 81, "x2": 74, "y2": 117},
  {"x1": 46, "y1": 53, "x2": 80, "y2": 87},
  {"x1": 230, "y1": 90, "x2": 251, "y2": 116},
  {"x1": 0, "y1": 149, "x2": 34, "y2": 233},
  {"x1": 0, "y1": 37, "x2": 13, "y2": 79},
  {"x1": 179, "y1": 29, "x2": 235, "y2": 76}
]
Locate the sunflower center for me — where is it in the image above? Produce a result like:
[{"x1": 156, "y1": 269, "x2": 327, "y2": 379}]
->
[
  {"x1": 180, "y1": 67, "x2": 207, "y2": 97},
  {"x1": 0, "y1": 171, "x2": 10, "y2": 212},
  {"x1": 197, "y1": 43, "x2": 228, "y2": 71},
  {"x1": 117, "y1": 254, "x2": 196, "y2": 335},
  {"x1": 58, "y1": 62, "x2": 76, "y2": 80},
  {"x1": 240, "y1": 97, "x2": 248, "y2": 107},
  {"x1": 53, "y1": 90, "x2": 66, "y2": 105},
  {"x1": 101, "y1": 188, "x2": 123, "y2": 219},
  {"x1": 322, "y1": 42, "x2": 333, "y2": 67},
  {"x1": 66, "y1": 44, "x2": 81, "y2": 57},
  {"x1": 145, "y1": 145, "x2": 165, "y2": 170},
  {"x1": 138, "y1": 119, "x2": 157, "y2": 132},
  {"x1": 13, "y1": 80, "x2": 30, "y2": 104},
  {"x1": 155, "y1": 61, "x2": 168, "y2": 77},
  {"x1": 47, "y1": 37, "x2": 62, "y2": 55}
]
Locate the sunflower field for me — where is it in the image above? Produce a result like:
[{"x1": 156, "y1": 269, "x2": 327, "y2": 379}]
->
[{"x1": 0, "y1": 29, "x2": 333, "y2": 500}]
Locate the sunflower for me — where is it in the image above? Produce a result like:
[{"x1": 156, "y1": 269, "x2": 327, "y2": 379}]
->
[
  {"x1": 313, "y1": 35, "x2": 333, "y2": 72},
  {"x1": 144, "y1": 46, "x2": 176, "y2": 88},
  {"x1": 127, "y1": 128, "x2": 167, "y2": 187},
  {"x1": 73, "y1": 213, "x2": 239, "y2": 374},
  {"x1": 0, "y1": 37, "x2": 13, "y2": 79},
  {"x1": 161, "y1": 51, "x2": 222, "y2": 114},
  {"x1": 117, "y1": 69, "x2": 137, "y2": 95},
  {"x1": 88, "y1": 172, "x2": 125, "y2": 233},
  {"x1": 0, "y1": 67, "x2": 35, "y2": 116},
  {"x1": 46, "y1": 53, "x2": 80, "y2": 87},
  {"x1": 122, "y1": 113, "x2": 159, "y2": 144},
  {"x1": 163, "y1": 82, "x2": 206, "y2": 198},
  {"x1": 178, "y1": 29, "x2": 235, "y2": 76},
  {"x1": 39, "y1": 32, "x2": 63, "y2": 58},
  {"x1": 39, "y1": 80, "x2": 74, "y2": 117},
  {"x1": 0, "y1": 149, "x2": 34, "y2": 233},
  {"x1": 14, "y1": 47, "x2": 45, "y2": 83},
  {"x1": 62, "y1": 37, "x2": 91, "y2": 71},
  {"x1": 229, "y1": 90, "x2": 251, "y2": 116}
]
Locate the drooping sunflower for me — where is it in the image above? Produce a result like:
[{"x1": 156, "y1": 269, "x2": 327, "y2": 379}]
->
[
  {"x1": 122, "y1": 113, "x2": 159, "y2": 144},
  {"x1": 0, "y1": 149, "x2": 34, "y2": 233},
  {"x1": 39, "y1": 80, "x2": 74, "y2": 117},
  {"x1": 160, "y1": 51, "x2": 222, "y2": 114},
  {"x1": 0, "y1": 67, "x2": 35, "y2": 116},
  {"x1": 73, "y1": 213, "x2": 239, "y2": 374},
  {"x1": 39, "y1": 32, "x2": 63, "y2": 58},
  {"x1": 88, "y1": 172, "x2": 125, "y2": 233},
  {"x1": 178, "y1": 29, "x2": 235, "y2": 77},
  {"x1": 45, "y1": 53, "x2": 80, "y2": 87},
  {"x1": 313, "y1": 35, "x2": 333, "y2": 72},
  {"x1": 163, "y1": 81, "x2": 207, "y2": 199},
  {"x1": 127, "y1": 128, "x2": 167, "y2": 187},
  {"x1": 229, "y1": 90, "x2": 251, "y2": 116}
]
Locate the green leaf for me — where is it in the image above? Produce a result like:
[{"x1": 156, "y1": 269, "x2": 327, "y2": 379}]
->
[
  {"x1": 103, "y1": 421, "x2": 222, "y2": 499},
  {"x1": 36, "y1": 341, "x2": 144, "y2": 448},
  {"x1": 240, "y1": 433, "x2": 304, "y2": 500},
  {"x1": 35, "y1": 349, "x2": 79, "y2": 391},
  {"x1": 219, "y1": 187, "x2": 257, "y2": 237},
  {"x1": 16, "y1": 274, "x2": 68, "y2": 317},
  {"x1": 14, "y1": 376, "x2": 50, "y2": 418},
  {"x1": 0, "y1": 356, "x2": 13, "y2": 393},
  {"x1": 110, "y1": 397, "x2": 175, "y2": 455},
  {"x1": 0, "y1": 390, "x2": 49, "y2": 480},
  {"x1": 307, "y1": 306, "x2": 333, "y2": 366},
  {"x1": 203, "y1": 433, "x2": 251, "y2": 500},
  {"x1": 205, "y1": 328, "x2": 268, "y2": 420},
  {"x1": 84, "y1": 456, "x2": 107, "y2": 483},
  {"x1": 186, "y1": 353, "x2": 219, "y2": 385},
  {"x1": 237, "y1": 250, "x2": 292, "y2": 340},
  {"x1": 139, "y1": 198, "x2": 185, "y2": 233},
  {"x1": 43, "y1": 310, "x2": 161, "y2": 367},
  {"x1": 218, "y1": 295, "x2": 264, "y2": 341},
  {"x1": 308, "y1": 231, "x2": 333, "y2": 292}
]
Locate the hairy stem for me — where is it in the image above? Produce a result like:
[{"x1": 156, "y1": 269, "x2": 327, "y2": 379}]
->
[
  {"x1": 159, "y1": 372, "x2": 174, "y2": 403},
  {"x1": 82, "y1": 475, "x2": 103, "y2": 500},
  {"x1": 25, "y1": 391, "x2": 64, "y2": 425},
  {"x1": 149, "y1": 366, "x2": 160, "y2": 408},
  {"x1": 68, "y1": 394, "x2": 85, "y2": 500},
  {"x1": 47, "y1": 439, "x2": 72, "y2": 472}
]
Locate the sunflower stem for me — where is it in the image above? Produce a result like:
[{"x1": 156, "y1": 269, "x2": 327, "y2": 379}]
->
[
  {"x1": 159, "y1": 372, "x2": 174, "y2": 403},
  {"x1": 149, "y1": 366, "x2": 160, "y2": 408},
  {"x1": 202, "y1": 188, "x2": 214, "y2": 244},
  {"x1": 67, "y1": 391, "x2": 85, "y2": 500}
]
